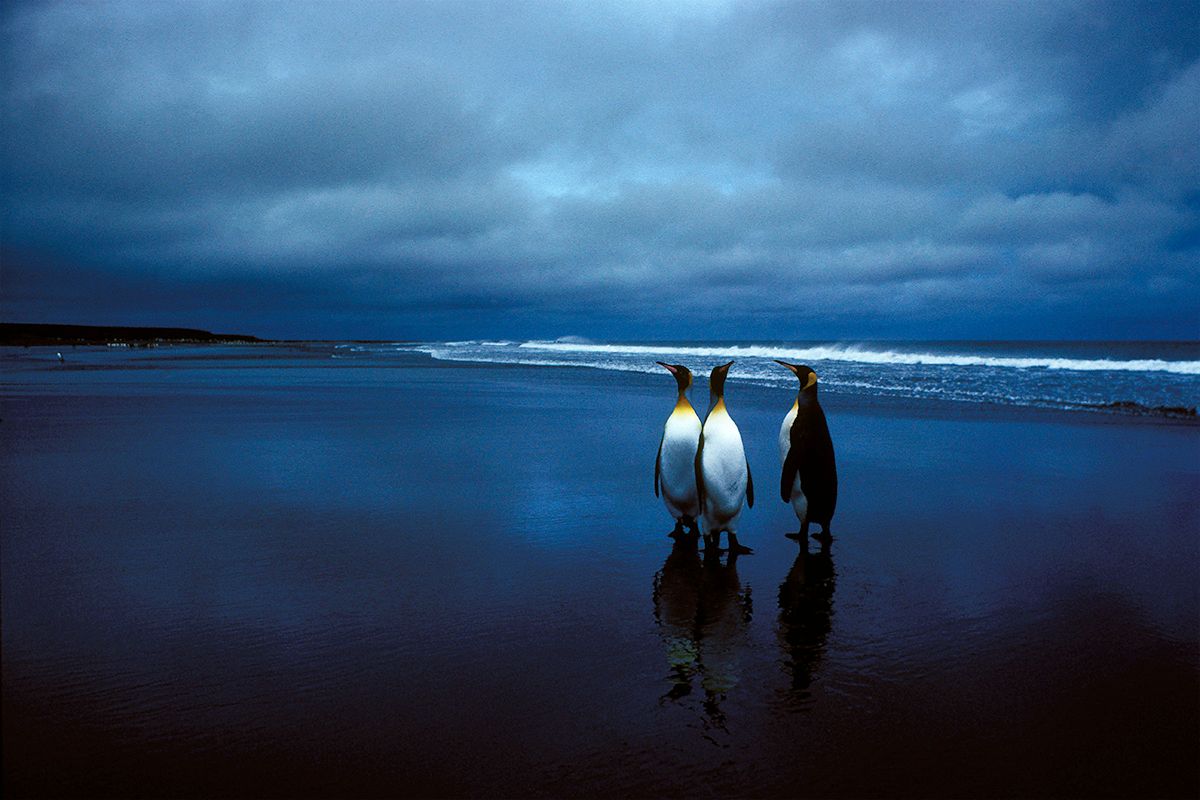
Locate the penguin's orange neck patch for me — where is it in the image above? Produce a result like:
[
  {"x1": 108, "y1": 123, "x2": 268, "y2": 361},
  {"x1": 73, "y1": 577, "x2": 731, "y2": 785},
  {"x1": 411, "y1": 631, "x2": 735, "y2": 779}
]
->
[{"x1": 672, "y1": 395, "x2": 695, "y2": 417}]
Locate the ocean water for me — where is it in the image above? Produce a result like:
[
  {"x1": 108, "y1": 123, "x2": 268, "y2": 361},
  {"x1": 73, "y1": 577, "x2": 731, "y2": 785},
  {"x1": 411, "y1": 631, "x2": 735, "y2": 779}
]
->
[
  {"x1": 2, "y1": 343, "x2": 1198, "y2": 798},
  {"x1": 415, "y1": 339, "x2": 1200, "y2": 418}
]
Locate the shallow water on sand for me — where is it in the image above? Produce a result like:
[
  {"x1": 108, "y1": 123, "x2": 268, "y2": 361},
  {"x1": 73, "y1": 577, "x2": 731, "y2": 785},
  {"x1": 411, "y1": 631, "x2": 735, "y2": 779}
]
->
[{"x1": 2, "y1": 345, "x2": 1198, "y2": 797}]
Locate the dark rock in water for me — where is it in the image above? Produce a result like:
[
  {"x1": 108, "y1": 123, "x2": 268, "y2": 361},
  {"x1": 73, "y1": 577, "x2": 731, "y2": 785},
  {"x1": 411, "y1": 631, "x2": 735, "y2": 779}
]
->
[
  {"x1": 1098, "y1": 400, "x2": 1197, "y2": 419},
  {"x1": 1156, "y1": 404, "x2": 1197, "y2": 417}
]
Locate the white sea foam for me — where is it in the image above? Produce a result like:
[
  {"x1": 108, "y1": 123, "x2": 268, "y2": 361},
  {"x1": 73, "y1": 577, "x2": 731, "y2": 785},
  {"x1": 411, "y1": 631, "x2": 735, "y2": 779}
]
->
[
  {"x1": 514, "y1": 341, "x2": 1200, "y2": 375},
  {"x1": 412, "y1": 340, "x2": 1198, "y2": 418},
  {"x1": 417, "y1": 347, "x2": 657, "y2": 377}
]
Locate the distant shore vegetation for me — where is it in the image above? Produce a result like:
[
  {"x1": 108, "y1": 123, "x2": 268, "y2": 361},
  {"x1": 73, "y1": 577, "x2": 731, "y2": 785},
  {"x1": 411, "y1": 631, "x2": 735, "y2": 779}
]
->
[{"x1": 0, "y1": 323, "x2": 261, "y2": 347}]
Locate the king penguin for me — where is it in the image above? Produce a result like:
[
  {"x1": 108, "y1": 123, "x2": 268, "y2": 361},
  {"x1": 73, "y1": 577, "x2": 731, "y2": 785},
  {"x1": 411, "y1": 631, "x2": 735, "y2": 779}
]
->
[
  {"x1": 775, "y1": 361, "x2": 837, "y2": 548},
  {"x1": 654, "y1": 362, "x2": 702, "y2": 538},
  {"x1": 695, "y1": 361, "x2": 754, "y2": 554}
]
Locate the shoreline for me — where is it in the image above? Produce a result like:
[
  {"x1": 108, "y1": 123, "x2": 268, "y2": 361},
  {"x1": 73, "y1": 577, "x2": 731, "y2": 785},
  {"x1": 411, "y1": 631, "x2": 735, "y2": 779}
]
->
[{"x1": 3, "y1": 340, "x2": 1198, "y2": 425}]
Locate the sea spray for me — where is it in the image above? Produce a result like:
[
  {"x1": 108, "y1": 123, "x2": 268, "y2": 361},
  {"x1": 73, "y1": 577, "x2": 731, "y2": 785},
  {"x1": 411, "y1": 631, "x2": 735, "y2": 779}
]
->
[{"x1": 415, "y1": 339, "x2": 1200, "y2": 420}]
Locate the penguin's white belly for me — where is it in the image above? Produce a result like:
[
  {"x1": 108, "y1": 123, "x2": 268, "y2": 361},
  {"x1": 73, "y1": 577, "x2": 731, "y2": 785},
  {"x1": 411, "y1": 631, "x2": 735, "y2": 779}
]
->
[
  {"x1": 778, "y1": 408, "x2": 796, "y2": 463},
  {"x1": 660, "y1": 414, "x2": 701, "y2": 518},
  {"x1": 701, "y1": 413, "x2": 747, "y2": 528},
  {"x1": 790, "y1": 482, "x2": 808, "y2": 522},
  {"x1": 779, "y1": 409, "x2": 807, "y2": 522}
]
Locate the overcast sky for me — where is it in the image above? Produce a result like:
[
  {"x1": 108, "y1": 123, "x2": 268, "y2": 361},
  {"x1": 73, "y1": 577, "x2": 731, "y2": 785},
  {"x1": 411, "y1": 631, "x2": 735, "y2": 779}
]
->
[{"x1": 2, "y1": 0, "x2": 1198, "y2": 340}]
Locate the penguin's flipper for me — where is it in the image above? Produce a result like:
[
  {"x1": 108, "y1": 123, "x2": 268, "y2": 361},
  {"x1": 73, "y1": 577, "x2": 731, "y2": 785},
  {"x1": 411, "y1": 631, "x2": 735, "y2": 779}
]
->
[
  {"x1": 783, "y1": 421, "x2": 809, "y2": 502},
  {"x1": 745, "y1": 459, "x2": 754, "y2": 508},
  {"x1": 694, "y1": 431, "x2": 706, "y2": 509},
  {"x1": 654, "y1": 433, "x2": 664, "y2": 497},
  {"x1": 781, "y1": 446, "x2": 800, "y2": 503}
]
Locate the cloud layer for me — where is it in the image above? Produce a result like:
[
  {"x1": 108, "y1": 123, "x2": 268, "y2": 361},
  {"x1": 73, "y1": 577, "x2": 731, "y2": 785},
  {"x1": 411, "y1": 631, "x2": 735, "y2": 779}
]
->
[{"x1": 3, "y1": 0, "x2": 1198, "y2": 339}]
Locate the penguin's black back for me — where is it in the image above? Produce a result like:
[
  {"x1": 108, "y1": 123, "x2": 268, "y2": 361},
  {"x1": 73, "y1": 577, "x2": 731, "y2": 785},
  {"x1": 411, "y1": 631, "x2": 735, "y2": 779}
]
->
[{"x1": 782, "y1": 396, "x2": 837, "y2": 526}]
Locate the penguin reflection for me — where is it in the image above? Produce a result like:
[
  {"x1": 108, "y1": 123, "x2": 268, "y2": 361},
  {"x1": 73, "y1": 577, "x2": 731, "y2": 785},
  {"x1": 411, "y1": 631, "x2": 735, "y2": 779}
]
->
[
  {"x1": 652, "y1": 538, "x2": 752, "y2": 723},
  {"x1": 777, "y1": 544, "x2": 836, "y2": 695}
]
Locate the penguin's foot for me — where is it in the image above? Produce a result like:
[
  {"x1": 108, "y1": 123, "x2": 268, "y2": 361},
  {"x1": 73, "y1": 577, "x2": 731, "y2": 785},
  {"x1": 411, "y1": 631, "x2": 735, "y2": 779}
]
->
[{"x1": 727, "y1": 536, "x2": 753, "y2": 555}]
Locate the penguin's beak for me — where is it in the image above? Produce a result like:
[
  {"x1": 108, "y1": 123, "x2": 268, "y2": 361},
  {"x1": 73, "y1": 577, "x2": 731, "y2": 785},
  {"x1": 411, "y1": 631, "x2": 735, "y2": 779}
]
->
[
  {"x1": 716, "y1": 360, "x2": 734, "y2": 372},
  {"x1": 656, "y1": 361, "x2": 678, "y2": 375},
  {"x1": 774, "y1": 359, "x2": 801, "y2": 376}
]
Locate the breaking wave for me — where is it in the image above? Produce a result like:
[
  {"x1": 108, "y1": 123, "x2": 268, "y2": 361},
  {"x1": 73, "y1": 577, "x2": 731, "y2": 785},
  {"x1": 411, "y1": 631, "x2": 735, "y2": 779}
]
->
[
  {"x1": 413, "y1": 339, "x2": 1200, "y2": 421},
  {"x1": 512, "y1": 341, "x2": 1200, "y2": 375}
]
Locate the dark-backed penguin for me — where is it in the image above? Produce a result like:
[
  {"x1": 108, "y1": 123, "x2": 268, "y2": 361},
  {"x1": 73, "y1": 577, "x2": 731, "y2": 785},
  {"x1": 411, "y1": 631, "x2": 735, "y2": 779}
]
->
[
  {"x1": 654, "y1": 362, "x2": 701, "y2": 537},
  {"x1": 695, "y1": 361, "x2": 754, "y2": 554},
  {"x1": 775, "y1": 361, "x2": 837, "y2": 547}
]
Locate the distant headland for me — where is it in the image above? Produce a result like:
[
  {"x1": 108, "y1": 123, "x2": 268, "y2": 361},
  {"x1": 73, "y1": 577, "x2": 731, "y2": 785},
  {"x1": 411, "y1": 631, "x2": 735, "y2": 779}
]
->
[{"x1": 0, "y1": 323, "x2": 263, "y2": 346}]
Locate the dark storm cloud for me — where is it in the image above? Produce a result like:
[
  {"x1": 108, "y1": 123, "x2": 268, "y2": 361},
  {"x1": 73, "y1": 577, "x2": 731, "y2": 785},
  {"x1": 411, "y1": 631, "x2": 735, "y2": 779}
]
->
[{"x1": 2, "y1": 0, "x2": 1197, "y2": 339}]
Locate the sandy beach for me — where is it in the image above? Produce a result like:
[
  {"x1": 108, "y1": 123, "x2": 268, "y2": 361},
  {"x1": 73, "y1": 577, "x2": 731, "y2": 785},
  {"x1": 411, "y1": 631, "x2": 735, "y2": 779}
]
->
[{"x1": 2, "y1": 344, "x2": 1197, "y2": 797}]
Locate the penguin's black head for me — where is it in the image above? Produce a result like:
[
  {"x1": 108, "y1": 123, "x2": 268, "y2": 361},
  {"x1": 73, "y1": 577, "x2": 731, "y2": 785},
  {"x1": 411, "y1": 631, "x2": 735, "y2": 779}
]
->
[
  {"x1": 656, "y1": 361, "x2": 693, "y2": 392},
  {"x1": 709, "y1": 361, "x2": 734, "y2": 397},
  {"x1": 775, "y1": 360, "x2": 819, "y2": 392}
]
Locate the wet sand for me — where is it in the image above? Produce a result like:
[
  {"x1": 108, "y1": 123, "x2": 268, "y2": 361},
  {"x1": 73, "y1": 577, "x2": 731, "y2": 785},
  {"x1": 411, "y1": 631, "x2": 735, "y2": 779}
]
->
[{"x1": 2, "y1": 346, "x2": 1197, "y2": 797}]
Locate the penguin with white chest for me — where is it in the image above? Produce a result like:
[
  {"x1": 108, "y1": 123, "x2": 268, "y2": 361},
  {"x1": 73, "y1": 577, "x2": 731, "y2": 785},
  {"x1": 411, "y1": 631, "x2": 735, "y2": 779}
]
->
[
  {"x1": 654, "y1": 362, "x2": 702, "y2": 538},
  {"x1": 695, "y1": 361, "x2": 754, "y2": 554},
  {"x1": 776, "y1": 361, "x2": 837, "y2": 548}
]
